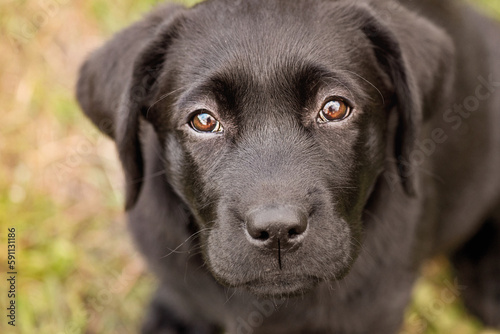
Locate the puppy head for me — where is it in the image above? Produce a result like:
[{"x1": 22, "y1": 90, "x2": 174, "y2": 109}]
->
[
  {"x1": 79, "y1": 0, "x2": 454, "y2": 297},
  {"x1": 148, "y1": 0, "x2": 395, "y2": 296}
]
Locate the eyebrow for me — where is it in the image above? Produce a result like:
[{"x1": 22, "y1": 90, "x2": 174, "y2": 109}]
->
[
  {"x1": 285, "y1": 62, "x2": 370, "y2": 106},
  {"x1": 175, "y1": 68, "x2": 251, "y2": 114},
  {"x1": 175, "y1": 61, "x2": 369, "y2": 116}
]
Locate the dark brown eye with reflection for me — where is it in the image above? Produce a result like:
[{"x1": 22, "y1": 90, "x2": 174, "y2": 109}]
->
[
  {"x1": 317, "y1": 98, "x2": 351, "y2": 123},
  {"x1": 190, "y1": 111, "x2": 223, "y2": 133}
]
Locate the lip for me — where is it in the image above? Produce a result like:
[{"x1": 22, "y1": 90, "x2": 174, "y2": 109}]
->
[{"x1": 241, "y1": 274, "x2": 322, "y2": 297}]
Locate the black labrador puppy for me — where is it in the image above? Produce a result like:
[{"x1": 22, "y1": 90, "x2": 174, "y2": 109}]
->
[{"x1": 76, "y1": 0, "x2": 500, "y2": 333}]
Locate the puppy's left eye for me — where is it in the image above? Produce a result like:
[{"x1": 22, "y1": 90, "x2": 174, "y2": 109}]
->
[
  {"x1": 317, "y1": 98, "x2": 351, "y2": 123},
  {"x1": 190, "y1": 111, "x2": 224, "y2": 133}
]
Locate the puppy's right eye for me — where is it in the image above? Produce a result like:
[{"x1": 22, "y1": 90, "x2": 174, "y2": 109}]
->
[{"x1": 190, "y1": 111, "x2": 223, "y2": 133}]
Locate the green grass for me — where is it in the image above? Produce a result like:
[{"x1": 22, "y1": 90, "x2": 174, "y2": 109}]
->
[{"x1": 1, "y1": 0, "x2": 499, "y2": 333}]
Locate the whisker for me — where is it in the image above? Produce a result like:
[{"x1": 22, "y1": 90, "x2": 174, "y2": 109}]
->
[
  {"x1": 160, "y1": 227, "x2": 212, "y2": 259},
  {"x1": 224, "y1": 289, "x2": 238, "y2": 305},
  {"x1": 145, "y1": 85, "x2": 190, "y2": 118},
  {"x1": 384, "y1": 157, "x2": 445, "y2": 184},
  {"x1": 339, "y1": 69, "x2": 385, "y2": 105}
]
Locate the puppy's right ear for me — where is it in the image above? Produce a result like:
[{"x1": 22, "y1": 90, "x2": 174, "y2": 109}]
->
[{"x1": 76, "y1": 4, "x2": 185, "y2": 210}]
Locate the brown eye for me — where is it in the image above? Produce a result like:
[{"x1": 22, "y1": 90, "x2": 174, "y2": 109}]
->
[
  {"x1": 190, "y1": 111, "x2": 223, "y2": 133},
  {"x1": 318, "y1": 98, "x2": 351, "y2": 123}
]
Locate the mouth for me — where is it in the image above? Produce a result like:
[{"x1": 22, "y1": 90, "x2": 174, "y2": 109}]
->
[{"x1": 242, "y1": 274, "x2": 322, "y2": 297}]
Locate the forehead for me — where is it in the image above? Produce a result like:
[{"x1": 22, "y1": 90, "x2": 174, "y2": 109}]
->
[
  {"x1": 165, "y1": 0, "x2": 378, "y2": 113},
  {"x1": 179, "y1": 1, "x2": 367, "y2": 69}
]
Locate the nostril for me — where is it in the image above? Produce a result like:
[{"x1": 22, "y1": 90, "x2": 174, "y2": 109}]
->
[
  {"x1": 257, "y1": 230, "x2": 270, "y2": 241},
  {"x1": 288, "y1": 228, "x2": 298, "y2": 238},
  {"x1": 246, "y1": 223, "x2": 271, "y2": 241}
]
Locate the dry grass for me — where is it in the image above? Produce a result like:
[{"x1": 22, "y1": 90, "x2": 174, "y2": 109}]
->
[{"x1": 0, "y1": 0, "x2": 499, "y2": 333}]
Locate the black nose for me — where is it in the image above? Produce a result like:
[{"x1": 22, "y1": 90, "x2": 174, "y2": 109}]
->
[{"x1": 245, "y1": 205, "x2": 308, "y2": 249}]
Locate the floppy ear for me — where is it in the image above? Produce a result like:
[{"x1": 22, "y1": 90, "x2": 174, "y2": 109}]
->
[
  {"x1": 354, "y1": 4, "x2": 455, "y2": 195},
  {"x1": 76, "y1": 4, "x2": 185, "y2": 209}
]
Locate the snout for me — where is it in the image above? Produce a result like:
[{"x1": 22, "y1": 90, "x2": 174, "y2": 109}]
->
[
  {"x1": 245, "y1": 205, "x2": 308, "y2": 250},
  {"x1": 206, "y1": 181, "x2": 356, "y2": 295},
  {"x1": 203, "y1": 130, "x2": 360, "y2": 296}
]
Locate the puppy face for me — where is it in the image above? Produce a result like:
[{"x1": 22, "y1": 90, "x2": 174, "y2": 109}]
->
[
  {"x1": 78, "y1": 0, "x2": 448, "y2": 298},
  {"x1": 146, "y1": 1, "x2": 394, "y2": 296}
]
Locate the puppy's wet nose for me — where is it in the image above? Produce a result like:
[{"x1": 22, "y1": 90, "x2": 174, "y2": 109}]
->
[{"x1": 245, "y1": 206, "x2": 308, "y2": 248}]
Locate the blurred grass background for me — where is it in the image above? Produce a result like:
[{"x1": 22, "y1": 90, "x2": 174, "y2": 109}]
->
[{"x1": 0, "y1": 0, "x2": 499, "y2": 333}]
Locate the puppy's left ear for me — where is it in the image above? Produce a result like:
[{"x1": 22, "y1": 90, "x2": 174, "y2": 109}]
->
[{"x1": 354, "y1": 4, "x2": 455, "y2": 195}]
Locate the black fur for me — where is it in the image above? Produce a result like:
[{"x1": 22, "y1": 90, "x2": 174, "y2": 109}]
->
[{"x1": 76, "y1": 0, "x2": 500, "y2": 333}]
